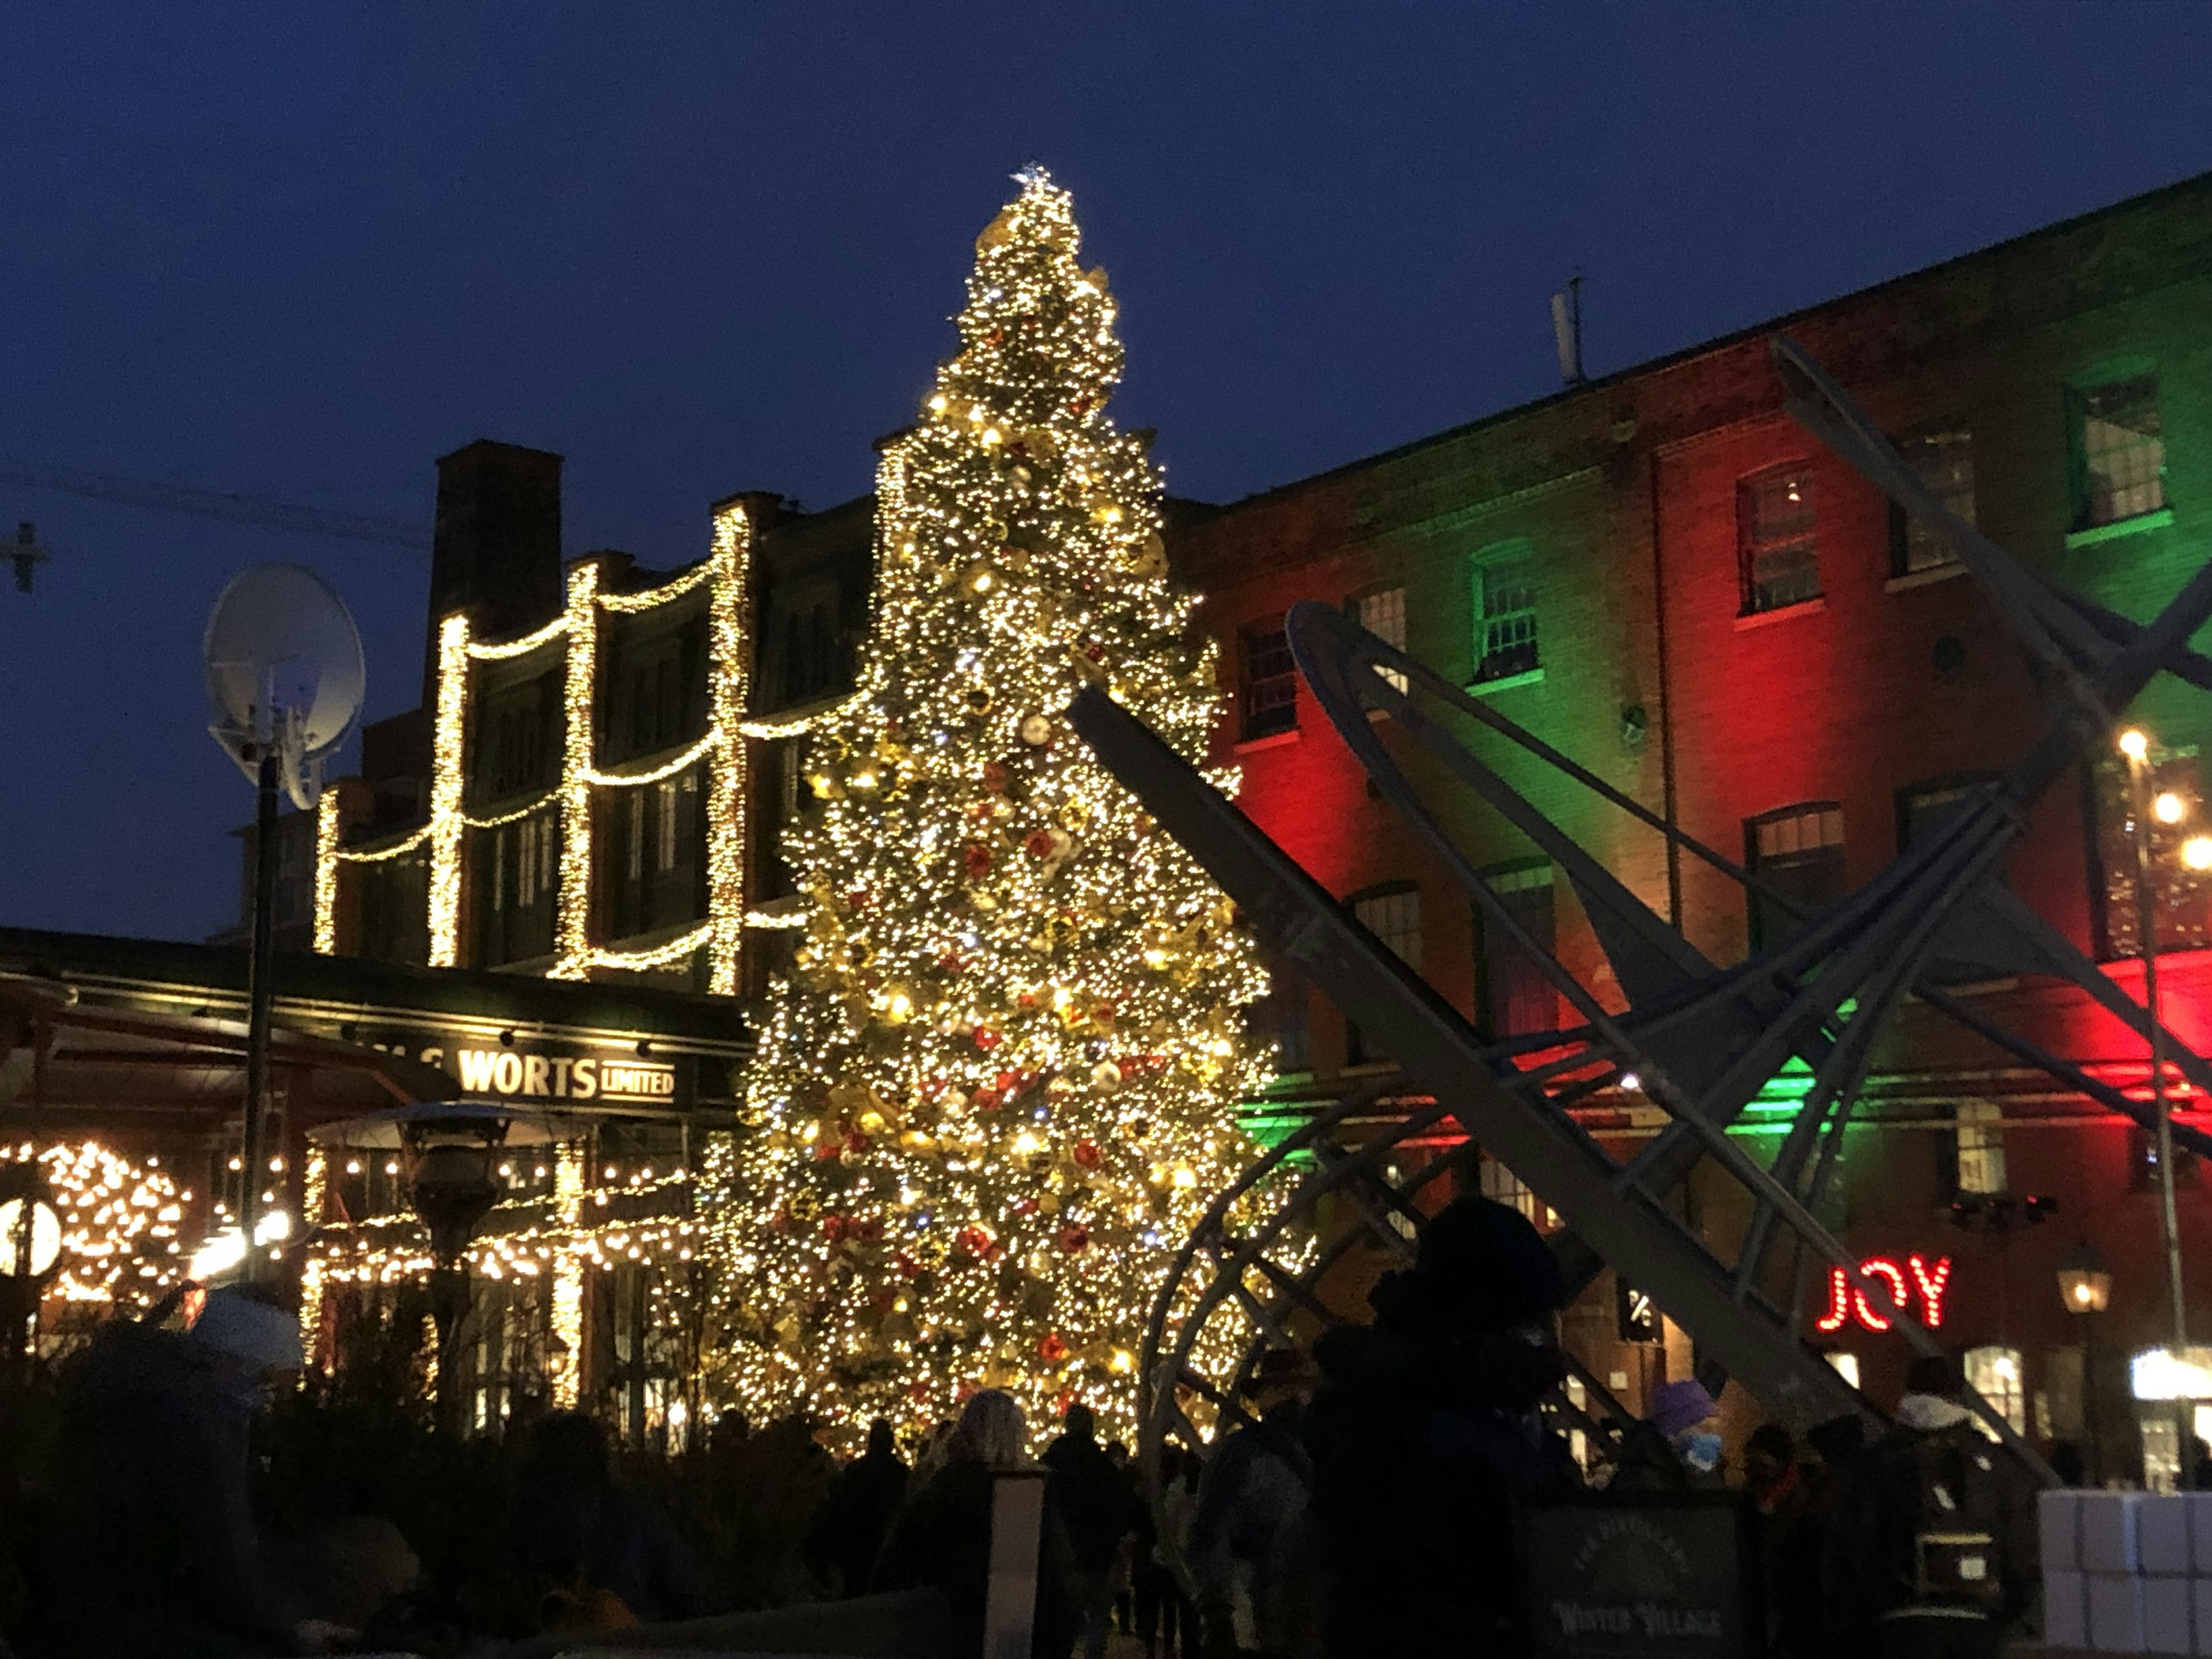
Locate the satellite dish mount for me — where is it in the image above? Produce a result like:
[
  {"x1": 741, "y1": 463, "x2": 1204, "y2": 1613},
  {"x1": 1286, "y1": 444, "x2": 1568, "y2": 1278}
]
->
[{"x1": 202, "y1": 565, "x2": 366, "y2": 1273}]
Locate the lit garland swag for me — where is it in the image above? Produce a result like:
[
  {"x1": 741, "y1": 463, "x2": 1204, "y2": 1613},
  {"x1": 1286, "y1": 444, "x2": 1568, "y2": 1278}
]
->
[{"x1": 703, "y1": 169, "x2": 1271, "y2": 1444}]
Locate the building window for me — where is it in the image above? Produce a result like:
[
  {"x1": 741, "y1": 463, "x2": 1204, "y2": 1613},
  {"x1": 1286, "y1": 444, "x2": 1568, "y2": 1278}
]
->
[
  {"x1": 2131, "y1": 1126, "x2": 2200, "y2": 1193},
  {"x1": 1479, "y1": 1153, "x2": 1552, "y2": 1232},
  {"x1": 1476, "y1": 860, "x2": 1556, "y2": 1040},
  {"x1": 2070, "y1": 373, "x2": 2165, "y2": 531},
  {"x1": 1350, "y1": 586, "x2": 1410, "y2": 694},
  {"x1": 1964, "y1": 1344, "x2": 2027, "y2": 1435},
  {"x1": 1346, "y1": 883, "x2": 1419, "y2": 1066},
  {"x1": 777, "y1": 582, "x2": 843, "y2": 705},
  {"x1": 1899, "y1": 779, "x2": 1986, "y2": 853},
  {"x1": 472, "y1": 807, "x2": 558, "y2": 967},
  {"x1": 1354, "y1": 884, "x2": 1421, "y2": 965},
  {"x1": 1738, "y1": 467, "x2": 1820, "y2": 615},
  {"x1": 1746, "y1": 802, "x2": 1844, "y2": 950},
  {"x1": 1472, "y1": 546, "x2": 1539, "y2": 684},
  {"x1": 1892, "y1": 427, "x2": 1975, "y2": 575},
  {"x1": 599, "y1": 769, "x2": 704, "y2": 944},
  {"x1": 2090, "y1": 751, "x2": 2210, "y2": 960},
  {"x1": 656, "y1": 779, "x2": 680, "y2": 873},
  {"x1": 1955, "y1": 1101, "x2": 2008, "y2": 1196},
  {"x1": 1241, "y1": 619, "x2": 1298, "y2": 740}
]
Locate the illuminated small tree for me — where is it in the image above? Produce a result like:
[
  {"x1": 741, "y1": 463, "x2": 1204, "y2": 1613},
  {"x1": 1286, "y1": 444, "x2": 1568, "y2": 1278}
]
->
[{"x1": 705, "y1": 168, "x2": 1268, "y2": 1442}]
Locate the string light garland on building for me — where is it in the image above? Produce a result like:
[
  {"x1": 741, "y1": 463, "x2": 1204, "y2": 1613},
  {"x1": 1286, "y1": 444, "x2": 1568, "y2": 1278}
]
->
[
  {"x1": 315, "y1": 508, "x2": 755, "y2": 985},
  {"x1": 1, "y1": 1140, "x2": 184, "y2": 1308},
  {"x1": 699, "y1": 168, "x2": 1275, "y2": 1448}
]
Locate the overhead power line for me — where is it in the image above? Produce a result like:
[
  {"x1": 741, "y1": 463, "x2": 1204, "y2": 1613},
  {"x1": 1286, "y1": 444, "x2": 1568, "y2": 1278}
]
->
[{"x1": 0, "y1": 456, "x2": 432, "y2": 550}]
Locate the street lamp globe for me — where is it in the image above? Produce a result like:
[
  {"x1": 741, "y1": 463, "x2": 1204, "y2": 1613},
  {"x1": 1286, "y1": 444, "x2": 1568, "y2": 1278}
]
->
[
  {"x1": 2156, "y1": 792, "x2": 2188, "y2": 825},
  {"x1": 2183, "y1": 837, "x2": 2212, "y2": 872},
  {"x1": 2059, "y1": 1240, "x2": 2115, "y2": 1315},
  {"x1": 2121, "y1": 729, "x2": 2152, "y2": 762}
]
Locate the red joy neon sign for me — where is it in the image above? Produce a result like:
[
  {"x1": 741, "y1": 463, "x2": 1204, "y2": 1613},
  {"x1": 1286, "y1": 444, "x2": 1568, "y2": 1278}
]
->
[{"x1": 1815, "y1": 1253, "x2": 1952, "y2": 1334}]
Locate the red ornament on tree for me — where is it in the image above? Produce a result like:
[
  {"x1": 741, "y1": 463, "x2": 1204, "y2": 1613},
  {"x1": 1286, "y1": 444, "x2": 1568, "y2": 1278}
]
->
[
  {"x1": 1057, "y1": 1224, "x2": 1090, "y2": 1253},
  {"x1": 1038, "y1": 1333, "x2": 1069, "y2": 1363},
  {"x1": 823, "y1": 1215, "x2": 847, "y2": 1241},
  {"x1": 974, "y1": 1026, "x2": 1003, "y2": 1052},
  {"x1": 1073, "y1": 1140, "x2": 1101, "y2": 1169},
  {"x1": 982, "y1": 762, "x2": 1010, "y2": 794},
  {"x1": 963, "y1": 843, "x2": 993, "y2": 880},
  {"x1": 972, "y1": 1089, "x2": 1002, "y2": 1112},
  {"x1": 1024, "y1": 828, "x2": 1058, "y2": 861},
  {"x1": 994, "y1": 1069, "x2": 1022, "y2": 1095}
]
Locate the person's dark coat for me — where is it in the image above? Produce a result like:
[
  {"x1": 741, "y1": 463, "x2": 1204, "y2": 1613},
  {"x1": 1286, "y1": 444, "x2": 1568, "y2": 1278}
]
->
[
  {"x1": 809, "y1": 1423, "x2": 909, "y2": 1596},
  {"x1": 1042, "y1": 1429, "x2": 1137, "y2": 1573},
  {"x1": 872, "y1": 1460, "x2": 1078, "y2": 1659},
  {"x1": 1303, "y1": 1197, "x2": 1582, "y2": 1659},
  {"x1": 1184, "y1": 1399, "x2": 1312, "y2": 1650},
  {"x1": 1821, "y1": 1393, "x2": 2039, "y2": 1645},
  {"x1": 29, "y1": 1319, "x2": 296, "y2": 1658},
  {"x1": 508, "y1": 1414, "x2": 707, "y2": 1625}
]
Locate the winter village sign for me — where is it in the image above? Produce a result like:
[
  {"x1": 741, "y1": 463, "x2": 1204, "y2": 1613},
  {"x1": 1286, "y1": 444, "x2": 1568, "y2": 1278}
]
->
[{"x1": 1522, "y1": 1494, "x2": 1762, "y2": 1659}]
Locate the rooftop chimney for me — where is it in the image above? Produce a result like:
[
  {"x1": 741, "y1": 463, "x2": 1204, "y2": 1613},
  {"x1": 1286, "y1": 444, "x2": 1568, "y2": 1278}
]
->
[{"x1": 425, "y1": 441, "x2": 563, "y2": 700}]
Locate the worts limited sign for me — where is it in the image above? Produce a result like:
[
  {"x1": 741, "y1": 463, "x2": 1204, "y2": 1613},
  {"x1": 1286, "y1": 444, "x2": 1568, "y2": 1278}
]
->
[{"x1": 361, "y1": 1033, "x2": 684, "y2": 1108}]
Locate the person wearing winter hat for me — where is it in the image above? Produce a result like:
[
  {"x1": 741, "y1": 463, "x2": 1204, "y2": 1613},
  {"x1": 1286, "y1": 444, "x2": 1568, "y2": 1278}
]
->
[
  {"x1": 1609, "y1": 1376, "x2": 1724, "y2": 1491},
  {"x1": 1304, "y1": 1196, "x2": 1581, "y2": 1659},
  {"x1": 190, "y1": 1286, "x2": 306, "y2": 1414}
]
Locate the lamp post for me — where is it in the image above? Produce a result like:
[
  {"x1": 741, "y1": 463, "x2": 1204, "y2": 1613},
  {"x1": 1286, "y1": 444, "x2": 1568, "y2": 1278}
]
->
[
  {"x1": 2119, "y1": 728, "x2": 2199, "y2": 1483},
  {"x1": 2060, "y1": 1238, "x2": 2115, "y2": 1484}
]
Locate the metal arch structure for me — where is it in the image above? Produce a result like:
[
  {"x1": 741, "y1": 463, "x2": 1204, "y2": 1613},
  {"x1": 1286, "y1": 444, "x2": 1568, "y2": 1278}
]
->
[{"x1": 1082, "y1": 335, "x2": 2212, "y2": 1529}]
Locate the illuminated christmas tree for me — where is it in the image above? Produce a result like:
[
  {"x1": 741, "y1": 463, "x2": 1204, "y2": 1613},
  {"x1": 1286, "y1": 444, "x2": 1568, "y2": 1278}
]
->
[{"x1": 705, "y1": 168, "x2": 1270, "y2": 1442}]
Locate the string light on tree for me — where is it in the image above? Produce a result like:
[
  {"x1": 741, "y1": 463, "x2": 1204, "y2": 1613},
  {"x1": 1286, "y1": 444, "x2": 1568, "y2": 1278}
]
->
[
  {"x1": 700, "y1": 168, "x2": 1273, "y2": 1446},
  {"x1": 0, "y1": 1141, "x2": 185, "y2": 1307}
]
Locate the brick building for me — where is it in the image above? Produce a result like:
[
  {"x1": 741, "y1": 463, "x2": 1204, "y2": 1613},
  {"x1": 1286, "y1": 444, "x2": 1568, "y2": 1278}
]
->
[
  {"x1": 1179, "y1": 169, "x2": 2212, "y2": 1478},
  {"x1": 285, "y1": 170, "x2": 2212, "y2": 1469}
]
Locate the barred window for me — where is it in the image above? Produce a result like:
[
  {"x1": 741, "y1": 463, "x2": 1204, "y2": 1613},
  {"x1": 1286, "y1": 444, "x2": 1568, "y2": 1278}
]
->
[
  {"x1": 1476, "y1": 861, "x2": 1556, "y2": 1039},
  {"x1": 1893, "y1": 427, "x2": 1975, "y2": 575},
  {"x1": 1354, "y1": 885, "x2": 1421, "y2": 965},
  {"x1": 1472, "y1": 547, "x2": 1539, "y2": 684},
  {"x1": 1747, "y1": 801, "x2": 1844, "y2": 950},
  {"x1": 1351, "y1": 586, "x2": 1410, "y2": 694},
  {"x1": 1479, "y1": 1153, "x2": 1553, "y2": 1232},
  {"x1": 1241, "y1": 619, "x2": 1298, "y2": 740},
  {"x1": 1346, "y1": 884, "x2": 1419, "y2": 1067},
  {"x1": 2071, "y1": 374, "x2": 2165, "y2": 530},
  {"x1": 1956, "y1": 1101, "x2": 2008, "y2": 1197},
  {"x1": 1965, "y1": 1344, "x2": 2027, "y2": 1436},
  {"x1": 1739, "y1": 467, "x2": 1820, "y2": 615}
]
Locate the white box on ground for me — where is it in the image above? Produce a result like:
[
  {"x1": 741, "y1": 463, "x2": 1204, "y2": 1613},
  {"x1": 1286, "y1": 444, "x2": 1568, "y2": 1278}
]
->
[
  {"x1": 2139, "y1": 1496, "x2": 2195, "y2": 1577},
  {"x1": 2047, "y1": 1569, "x2": 2089, "y2": 1650},
  {"x1": 2046, "y1": 1491, "x2": 2086, "y2": 1576},
  {"x1": 2083, "y1": 1493, "x2": 2145, "y2": 1575},
  {"x1": 2142, "y1": 1575, "x2": 2193, "y2": 1655},
  {"x1": 2090, "y1": 1571, "x2": 2148, "y2": 1654}
]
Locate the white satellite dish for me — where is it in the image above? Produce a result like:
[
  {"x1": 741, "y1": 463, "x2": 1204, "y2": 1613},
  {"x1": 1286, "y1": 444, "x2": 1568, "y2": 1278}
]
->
[{"x1": 203, "y1": 563, "x2": 366, "y2": 810}]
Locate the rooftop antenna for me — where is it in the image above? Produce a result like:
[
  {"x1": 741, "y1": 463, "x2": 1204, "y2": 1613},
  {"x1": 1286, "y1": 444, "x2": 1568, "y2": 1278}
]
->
[
  {"x1": 202, "y1": 563, "x2": 366, "y2": 1274},
  {"x1": 10, "y1": 523, "x2": 48, "y2": 593},
  {"x1": 1551, "y1": 272, "x2": 1586, "y2": 387}
]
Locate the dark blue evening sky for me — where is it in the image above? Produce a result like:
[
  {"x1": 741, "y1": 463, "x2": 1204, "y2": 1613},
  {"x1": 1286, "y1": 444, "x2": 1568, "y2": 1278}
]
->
[{"x1": 3, "y1": 3, "x2": 2209, "y2": 942}]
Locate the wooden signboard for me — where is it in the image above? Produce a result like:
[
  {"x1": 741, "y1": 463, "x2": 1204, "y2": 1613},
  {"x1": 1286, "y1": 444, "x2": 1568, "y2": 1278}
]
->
[{"x1": 1521, "y1": 1492, "x2": 1764, "y2": 1659}]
